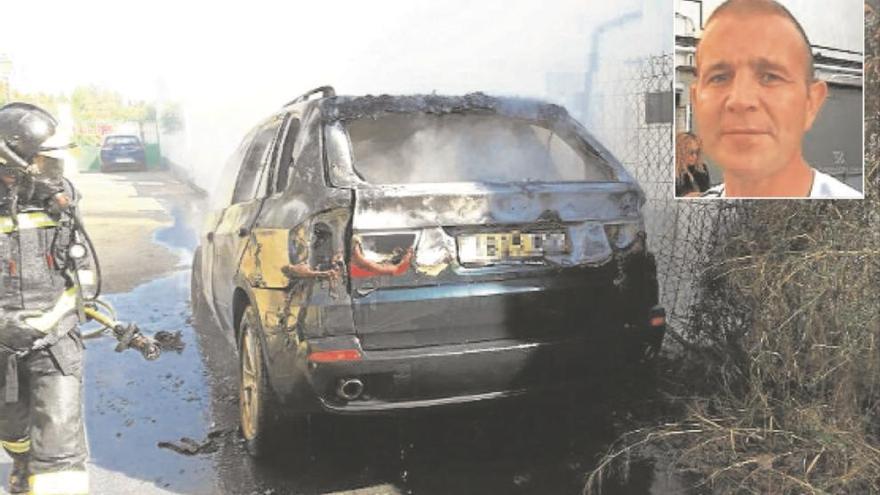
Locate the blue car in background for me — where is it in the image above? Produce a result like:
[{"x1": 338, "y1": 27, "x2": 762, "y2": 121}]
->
[{"x1": 99, "y1": 134, "x2": 147, "y2": 172}]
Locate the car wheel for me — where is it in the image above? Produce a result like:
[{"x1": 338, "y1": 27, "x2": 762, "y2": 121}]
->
[{"x1": 239, "y1": 305, "x2": 282, "y2": 458}]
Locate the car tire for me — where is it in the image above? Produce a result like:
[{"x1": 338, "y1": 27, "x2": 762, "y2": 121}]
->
[{"x1": 238, "y1": 305, "x2": 283, "y2": 458}]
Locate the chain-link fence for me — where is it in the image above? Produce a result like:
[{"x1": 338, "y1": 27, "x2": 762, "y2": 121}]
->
[
  {"x1": 589, "y1": 53, "x2": 737, "y2": 334},
  {"x1": 586, "y1": 21, "x2": 879, "y2": 489}
]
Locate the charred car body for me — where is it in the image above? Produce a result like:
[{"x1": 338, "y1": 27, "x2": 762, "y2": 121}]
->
[{"x1": 191, "y1": 87, "x2": 665, "y2": 456}]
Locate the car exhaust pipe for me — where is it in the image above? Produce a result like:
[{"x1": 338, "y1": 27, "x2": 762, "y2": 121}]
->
[{"x1": 337, "y1": 378, "x2": 364, "y2": 401}]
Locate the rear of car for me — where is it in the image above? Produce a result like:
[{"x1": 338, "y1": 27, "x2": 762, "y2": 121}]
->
[
  {"x1": 194, "y1": 93, "x2": 665, "y2": 458},
  {"x1": 99, "y1": 134, "x2": 146, "y2": 172},
  {"x1": 302, "y1": 96, "x2": 665, "y2": 412}
]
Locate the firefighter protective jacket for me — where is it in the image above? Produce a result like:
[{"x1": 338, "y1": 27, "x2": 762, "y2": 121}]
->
[{"x1": 0, "y1": 178, "x2": 82, "y2": 375}]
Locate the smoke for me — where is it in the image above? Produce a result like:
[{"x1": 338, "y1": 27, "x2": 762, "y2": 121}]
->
[
  {"x1": 345, "y1": 113, "x2": 611, "y2": 184},
  {"x1": 573, "y1": 0, "x2": 673, "y2": 161},
  {"x1": 3, "y1": 0, "x2": 672, "y2": 196},
  {"x1": 152, "y1": 0, "x2": 678, "y2": 196}
]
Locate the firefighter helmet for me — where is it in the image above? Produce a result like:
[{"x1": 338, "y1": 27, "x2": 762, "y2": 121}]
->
[{"x1": 0, "y1": 102, "x2": 58, "y2": 163}]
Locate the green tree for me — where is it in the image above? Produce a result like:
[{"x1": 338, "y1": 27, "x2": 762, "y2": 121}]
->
[
  {"x1": 69, "y1": 85, "x2": 155, "y2": 145},
  {"x1": 0, "y1": 84, "x2": 66, "y2": 114}
]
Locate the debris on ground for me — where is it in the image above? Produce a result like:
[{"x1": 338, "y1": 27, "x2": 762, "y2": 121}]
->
[
  {"x1": 153, "y1": 330, "x2": 186, "y2": 353},
  {"x1": 512, "y1": 473, "x2": 532, "y2": 486},
  {"x1": 157, "y1": 428, "x2": 234, "y2": 456}
]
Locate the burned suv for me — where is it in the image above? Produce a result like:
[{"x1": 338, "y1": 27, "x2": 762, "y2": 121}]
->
[{"x1": 191, "y1": 87, "x2": 665, "y2": 457}]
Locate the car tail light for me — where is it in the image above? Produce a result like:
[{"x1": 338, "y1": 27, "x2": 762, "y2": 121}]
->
[
  {"x1": 649, "y1": 307, "x2": 666, "y2": 328},
  {"x1": 308, "y1": 349, "x2": 362, "y2": 363},
  {"x1": 350, "y1": 232, "x2": 417, "y2": 278}
]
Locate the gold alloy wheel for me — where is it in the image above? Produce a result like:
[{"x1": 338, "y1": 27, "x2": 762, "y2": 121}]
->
[{"x1": 239, "y1": 313, "x2": 261, "y2": 441}]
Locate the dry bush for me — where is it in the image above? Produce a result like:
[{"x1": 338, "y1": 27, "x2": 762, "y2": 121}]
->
[{"x1": 587, "y1": 4, "x2": 880, "y2": 493}]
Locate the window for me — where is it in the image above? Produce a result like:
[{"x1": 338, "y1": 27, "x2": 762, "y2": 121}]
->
[
  {"x1": 274, "y1": 117, "x2": 301, "y2": 193},
  {"x1": 212, "y1": 130, "x2": 255, "y2": 210},
  {"x1": 345, "y1": 113, "x2": 612, "y2": 184},
  {"x1": 645, "y1": 91, "x2": 673, "y2": 124},
  {"x1": 232, "y1": 121, "x2": 282, "y2": 203}
]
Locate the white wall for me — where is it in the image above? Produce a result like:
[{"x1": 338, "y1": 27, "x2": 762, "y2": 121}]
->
[{"x1": 700, "y1": 0, "x2": 863, "y2": 55}]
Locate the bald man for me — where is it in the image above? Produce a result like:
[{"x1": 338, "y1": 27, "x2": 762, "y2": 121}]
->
[{"x1": 691, "y1": 0, "x2": 861, "y2": 198}]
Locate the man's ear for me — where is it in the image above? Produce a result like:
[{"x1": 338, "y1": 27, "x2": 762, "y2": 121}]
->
[{"x1": 804, "y1": 79, "x2": 828, "y2": 131}]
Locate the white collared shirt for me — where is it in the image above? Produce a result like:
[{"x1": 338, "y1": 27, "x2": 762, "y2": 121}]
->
[
  {"x1": 809, "y1": 170, "x2": 862, "y2": 199},
  {"x1": 701, "y1": 170, "x2": 862, "y2": 199}
]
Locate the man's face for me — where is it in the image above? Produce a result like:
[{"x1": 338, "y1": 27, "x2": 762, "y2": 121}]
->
[{"x1": 691, "y1": 12, "x2": 826, "y2": 181}]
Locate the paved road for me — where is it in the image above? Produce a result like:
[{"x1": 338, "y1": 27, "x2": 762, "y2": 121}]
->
[{"x1": 1, "y1": 170, "x2": 680, "y2": 494}]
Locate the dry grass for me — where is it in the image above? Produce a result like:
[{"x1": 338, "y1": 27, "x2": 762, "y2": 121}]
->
[{"x1": 586, "y1": 4, "x2": 880, "y2": 493}]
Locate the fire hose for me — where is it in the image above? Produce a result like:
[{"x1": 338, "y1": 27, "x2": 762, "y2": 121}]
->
[
  {"x1": 8, "y1": 302, "x2": 161, "y2": 362},
  {"x1": 82, "y1": 303, "x2": 161, "y2": 361}
]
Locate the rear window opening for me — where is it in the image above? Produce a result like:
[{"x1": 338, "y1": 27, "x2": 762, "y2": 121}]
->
[{"x1": 343, "y1": 113, "x2": 613, "y2": 184}]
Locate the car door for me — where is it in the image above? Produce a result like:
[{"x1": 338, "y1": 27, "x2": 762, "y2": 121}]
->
[
  {"x1": 210, "y1": 116, "x2": 285, "y2": 332},
  {"x1": 242, "y1": 107, "x2": 357, "y2": 346},
  {"x1": 200, "y1": 132, "x2": 253, "y2": 329}
]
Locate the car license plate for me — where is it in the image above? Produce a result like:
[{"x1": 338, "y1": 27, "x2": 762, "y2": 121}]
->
[
  {"x1": 115, "y1": 157, "x2": 135, "y2": 163},
  {"x1": 457, "y1": 230, "x2": 568, "y2": 265}
]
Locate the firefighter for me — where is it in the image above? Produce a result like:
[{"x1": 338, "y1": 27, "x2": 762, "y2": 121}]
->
[{"x1": 0, "y1": 103, "x2": 89, "y2": 495}]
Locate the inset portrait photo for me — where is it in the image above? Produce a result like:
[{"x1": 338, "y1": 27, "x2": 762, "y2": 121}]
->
[{"x1": 674, "y1": 0, "x2": 864, "y2": 199}]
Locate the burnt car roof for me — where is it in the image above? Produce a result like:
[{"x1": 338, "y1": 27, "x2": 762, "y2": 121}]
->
[{"x1": 316, "y1": 93, "x2": 568, "y2": 123}]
